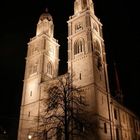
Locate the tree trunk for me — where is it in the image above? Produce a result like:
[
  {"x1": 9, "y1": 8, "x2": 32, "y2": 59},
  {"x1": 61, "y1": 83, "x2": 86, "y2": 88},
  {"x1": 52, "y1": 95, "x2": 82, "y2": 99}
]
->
[{"x1": 64, "y1": 90, "x2": 69, "y2": 140}]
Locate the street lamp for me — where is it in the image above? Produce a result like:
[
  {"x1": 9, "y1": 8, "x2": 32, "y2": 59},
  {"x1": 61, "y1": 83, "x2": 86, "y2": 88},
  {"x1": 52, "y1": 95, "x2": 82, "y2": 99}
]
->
[{"x1": 28, "y1": 134, "x2": 32, "y2": 139}]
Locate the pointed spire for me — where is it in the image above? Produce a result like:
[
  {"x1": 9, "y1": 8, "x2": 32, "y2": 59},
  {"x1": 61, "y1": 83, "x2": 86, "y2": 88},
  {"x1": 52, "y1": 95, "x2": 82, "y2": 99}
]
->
[
  {"x1": 114, "y1": 63, "x2": 121, "y2": 93},
  {"x1": 114, "y1": 62, "x2": 123, "y2": 104},
  {"x1": 39, "y1": 8, "x2": 53, "y2": 21},
  {"x1": 45, "y1": 8, "x2": 48, "y2": 13}
]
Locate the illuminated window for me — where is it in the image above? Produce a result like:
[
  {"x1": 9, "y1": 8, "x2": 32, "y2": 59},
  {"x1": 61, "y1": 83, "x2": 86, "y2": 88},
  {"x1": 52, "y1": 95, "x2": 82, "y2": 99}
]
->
[
  {"x1": 47, "y1": 62, "x2": 52, "y2": 75},
  {"x1": 74, "y1": 38, "x2": 84, "y2": 55}
]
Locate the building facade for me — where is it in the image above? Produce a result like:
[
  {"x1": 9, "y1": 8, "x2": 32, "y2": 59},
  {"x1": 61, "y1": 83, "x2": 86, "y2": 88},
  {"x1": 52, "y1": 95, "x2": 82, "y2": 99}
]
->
[{"x1": 18, "y1": 0, "x2": 140, "y2": 140}]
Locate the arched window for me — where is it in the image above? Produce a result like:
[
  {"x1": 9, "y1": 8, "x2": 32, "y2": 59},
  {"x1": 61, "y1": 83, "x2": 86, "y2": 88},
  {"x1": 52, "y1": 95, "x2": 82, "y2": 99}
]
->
[
  {"x1": 47, "y1": 62, "x2": 52, "y2": 75},
  {"x1": 82, "y1": 0, "x2": 87, "y2": 9},
  {"x1": 94, "y1": 40, "x2": 101, "y2": 56},
  {"x1": 97, "y1": 56, "x2": 102, "y2": 70},
  {"x1": 74, "y1": 38, "x2": 84, "y2": 55},
  {"x1": 93, "y1": 40, "x2": 103, "y2": 70}
]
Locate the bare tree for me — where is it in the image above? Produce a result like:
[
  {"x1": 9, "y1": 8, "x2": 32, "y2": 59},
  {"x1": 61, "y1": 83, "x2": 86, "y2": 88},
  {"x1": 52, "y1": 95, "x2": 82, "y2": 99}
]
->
[{"x1": 32, "y1": 73, "x2": 95, "y2": 140}]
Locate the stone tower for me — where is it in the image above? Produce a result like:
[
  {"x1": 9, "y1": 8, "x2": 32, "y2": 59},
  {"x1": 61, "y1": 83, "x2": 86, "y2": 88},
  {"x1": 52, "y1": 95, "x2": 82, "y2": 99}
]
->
[
  {"x1": 18, "y1": 10, "x2": 60, "y2": 140},
  {"x1": 67, "y1": 0, "x2": 111, "y2": 139},
  {"x1": 18, "y1": 1, "x2": 140, "y2": 140}
]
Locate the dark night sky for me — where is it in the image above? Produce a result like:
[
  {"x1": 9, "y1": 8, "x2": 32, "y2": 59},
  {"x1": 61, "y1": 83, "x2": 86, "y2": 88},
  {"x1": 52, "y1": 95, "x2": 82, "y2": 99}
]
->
[{"x1": 0, "y1": 0, "x2": 140, "y2": 139}]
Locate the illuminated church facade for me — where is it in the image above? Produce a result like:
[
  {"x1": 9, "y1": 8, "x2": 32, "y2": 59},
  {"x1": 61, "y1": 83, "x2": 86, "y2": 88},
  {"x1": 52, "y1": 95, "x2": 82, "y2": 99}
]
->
[{"x1": 18, "y1": 0, "x2": 140, "y2": 139}]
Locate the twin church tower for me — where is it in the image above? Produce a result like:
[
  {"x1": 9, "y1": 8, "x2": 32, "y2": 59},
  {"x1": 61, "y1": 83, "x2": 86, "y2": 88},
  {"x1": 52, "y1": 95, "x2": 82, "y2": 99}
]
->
[{"x1": 18, "y1": 0, "x2": 140, "y2": 140}]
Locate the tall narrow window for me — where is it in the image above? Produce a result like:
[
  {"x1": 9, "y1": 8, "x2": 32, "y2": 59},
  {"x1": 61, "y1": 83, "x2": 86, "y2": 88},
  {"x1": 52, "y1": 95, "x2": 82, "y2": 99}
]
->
[
  {"x1": 28, "y1": 112, "x2": 30, "y2": 117},
  {"x1": 94, "y1": 40, "x2": 101, "y2": 56},
  {"x1": 116, "y1": 128, "x2": 120, "y2": 140},
  {"x1": 79, "y1": 73, "x2": 82, "y2": 80},
  {"x1": 79, "y1": 40, "x2": 83, "y2": 52},
  {"x1": 30, "y1": 91, "x2": 32, "y2": 96},
  {"x1": 114, "y1": 109, "x2": 117, "y2": 119},
  {"x1": 101, "y1": 96, "x2": 104, "y2": 104},
  {"x1": 57, "y1": 128, "x2": 62, "y2": 140},
  {"x1": 47, "y1": 62, "x2": 52, "y2": 75},
  {"x1": 74, "y1": 38, "x2": 84, "y2": 55},
  {"x1": 43, "y1": 132, "x2": 48, "y2": 140},
  {"x1": 104, "y1": 123, "x2": 107, "y2": 133},
  {"x1": 94, "y1": 40, "x2": 102, "y2": 70},
  {"x1": 97, "y1": 56, "x2": 102, "y2": 70}
]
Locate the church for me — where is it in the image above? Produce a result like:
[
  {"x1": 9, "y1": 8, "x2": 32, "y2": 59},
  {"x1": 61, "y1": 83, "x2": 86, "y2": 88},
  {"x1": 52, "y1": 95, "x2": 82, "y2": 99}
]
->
[{"x1": 18, "y1": 0, "x2": 140, "y2": 140}]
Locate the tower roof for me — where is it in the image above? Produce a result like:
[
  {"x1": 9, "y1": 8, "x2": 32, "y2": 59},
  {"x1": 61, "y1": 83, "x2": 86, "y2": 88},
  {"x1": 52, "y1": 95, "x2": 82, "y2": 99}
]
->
[{"x1": 39, "y1": 8, "x2": 53, "y2": 21}]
